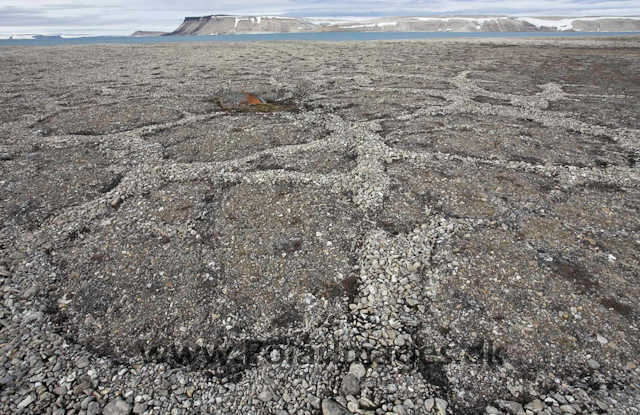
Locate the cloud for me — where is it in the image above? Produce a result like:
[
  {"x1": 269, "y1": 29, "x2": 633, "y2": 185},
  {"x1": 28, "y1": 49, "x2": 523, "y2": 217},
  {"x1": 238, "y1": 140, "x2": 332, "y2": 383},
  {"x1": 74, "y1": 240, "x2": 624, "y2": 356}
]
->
[{"x1": 1, "y1": 0, "x2": 639, "y2": 36}]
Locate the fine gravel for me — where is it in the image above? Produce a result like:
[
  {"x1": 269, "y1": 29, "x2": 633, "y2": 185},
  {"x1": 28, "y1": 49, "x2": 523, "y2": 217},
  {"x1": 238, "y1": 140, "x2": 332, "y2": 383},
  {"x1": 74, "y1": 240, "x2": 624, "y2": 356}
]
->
[{"x1": 1, "y1": 36, "x2": 639, "y2": 414}]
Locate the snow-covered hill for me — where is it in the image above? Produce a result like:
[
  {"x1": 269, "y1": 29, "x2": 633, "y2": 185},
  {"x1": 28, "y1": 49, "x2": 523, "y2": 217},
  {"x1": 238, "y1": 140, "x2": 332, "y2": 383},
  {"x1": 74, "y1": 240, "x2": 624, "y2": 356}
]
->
[
  {"x1": 165, "y1": 15, "x2": 640, "y2": 35},
  {"x1": 320, "y1": 16, "x2": 640, "y2": 33},
  {"x1": 167, "y1": 15, "x2": 317, "y2": 35}
]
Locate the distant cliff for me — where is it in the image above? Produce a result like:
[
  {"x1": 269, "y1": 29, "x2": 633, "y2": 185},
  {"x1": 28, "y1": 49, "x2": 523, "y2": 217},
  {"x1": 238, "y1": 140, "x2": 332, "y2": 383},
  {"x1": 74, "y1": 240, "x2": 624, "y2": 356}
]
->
[
  {"x1": 165, "y1": 15, "x2": 640, "y2": 35},
  {"x1": 166, "y1": 15, "x2": 317, "y2": 35},
  {"x1": 322, "y1": 16, "x2": 640, "y2": 33}
]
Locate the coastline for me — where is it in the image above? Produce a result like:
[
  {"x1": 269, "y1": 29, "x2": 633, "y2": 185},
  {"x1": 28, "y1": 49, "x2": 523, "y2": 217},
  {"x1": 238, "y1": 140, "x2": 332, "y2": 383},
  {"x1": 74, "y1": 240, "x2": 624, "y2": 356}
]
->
[{"x1": 1, "y1": 30, "x2": 640, "y2": 47}]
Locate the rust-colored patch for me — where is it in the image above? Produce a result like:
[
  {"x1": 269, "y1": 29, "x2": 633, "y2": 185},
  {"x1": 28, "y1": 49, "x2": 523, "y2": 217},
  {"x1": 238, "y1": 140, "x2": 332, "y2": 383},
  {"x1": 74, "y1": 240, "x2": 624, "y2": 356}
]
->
[
  {"x1": 241, "y1": 92, "x2": 265, "y2": 105},
  {"x1": 217, "y1": 92, "x2": 296, "y2": 113}
]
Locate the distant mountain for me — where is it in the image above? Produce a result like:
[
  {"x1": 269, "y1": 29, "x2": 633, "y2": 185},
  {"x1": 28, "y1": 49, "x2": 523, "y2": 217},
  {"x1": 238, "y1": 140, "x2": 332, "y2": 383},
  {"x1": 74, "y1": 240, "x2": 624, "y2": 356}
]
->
[
  {"x1": 166, "y1": 15, "x2": 316, "y2": 35},
  {"x1": 322, "y1": 16, "x2": 640, "y2": 33},
  {"x1": 165, "y1": 15, "x2": 640, "y2": 35},
  {"x1": 33, "y1": 34, "x2": 63, "y2": 40},
  {"x1": 131, "y1": 31, "x2": 168, "y2": 37},
  {"x1": 0, "y1": 34, "x2": 63, "y2": 40}
]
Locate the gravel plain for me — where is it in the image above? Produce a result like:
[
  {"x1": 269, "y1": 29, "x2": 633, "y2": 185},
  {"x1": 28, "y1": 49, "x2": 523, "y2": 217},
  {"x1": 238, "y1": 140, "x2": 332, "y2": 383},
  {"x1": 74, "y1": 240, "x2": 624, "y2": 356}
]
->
[{"x1": 1, "y1": 36, "x2": 640, "y2": 415}]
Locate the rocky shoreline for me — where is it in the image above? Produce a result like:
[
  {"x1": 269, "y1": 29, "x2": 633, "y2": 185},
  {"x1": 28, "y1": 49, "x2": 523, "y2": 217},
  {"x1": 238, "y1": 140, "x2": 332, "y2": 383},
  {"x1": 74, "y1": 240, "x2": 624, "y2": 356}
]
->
[{"x1": 1, "y1": 36, "x2": 639, "y2": 414}]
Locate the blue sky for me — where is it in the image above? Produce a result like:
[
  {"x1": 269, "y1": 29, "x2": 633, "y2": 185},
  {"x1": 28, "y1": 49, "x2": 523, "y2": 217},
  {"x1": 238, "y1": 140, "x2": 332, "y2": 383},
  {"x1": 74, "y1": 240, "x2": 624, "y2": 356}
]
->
[{"x1": 1, "y1": 0, "x2": 639, "y2": 35}]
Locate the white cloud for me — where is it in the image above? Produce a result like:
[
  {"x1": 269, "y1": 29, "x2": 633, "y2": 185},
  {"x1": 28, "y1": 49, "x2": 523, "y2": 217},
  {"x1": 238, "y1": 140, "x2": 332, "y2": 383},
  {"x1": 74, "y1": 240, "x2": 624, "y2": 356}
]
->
[{"x1": 0, "y1": 0, "x2": 639, "y2": 36}]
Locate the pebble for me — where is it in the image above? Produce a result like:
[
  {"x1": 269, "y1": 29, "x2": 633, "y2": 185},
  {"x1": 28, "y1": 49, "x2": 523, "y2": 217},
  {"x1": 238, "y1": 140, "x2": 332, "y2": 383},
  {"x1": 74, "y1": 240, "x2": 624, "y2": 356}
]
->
[
  {"x1": 76, "y1": 356, "x2": 91, "y2": 369},
  {"x1": 17, "y1": 395, "x2": 34, "y2": 409},
  {"x1": 525, "y1": 399, "x2": 544, "y2": 412},
  {"x1": 87, "y1": 402, "x2": 101, "y2": 415},
  {"x1": 103, "y1": 397, "x2": 132, "y2": 415},
  {"x1": 133, "y1": 402, "x2": 148, "y2": 414},
  {"x1": 425, "y1": 398, "x2": 435, "y2": 411},
  {"x1": 587, "y1": 359, "x2": 600, "y2": 370},
  {"x1": 393, "y1": 404, "x2": 406, "y2": 414},
  {"x1": 340, "y1": 374, "x2": 360, "y2": 396},
  {"x1": 349, "y1": 362, "x2": 366, "y2": 380},
  {"x1": 258, "y1": 390, "x2": 274, "y2": 402}
]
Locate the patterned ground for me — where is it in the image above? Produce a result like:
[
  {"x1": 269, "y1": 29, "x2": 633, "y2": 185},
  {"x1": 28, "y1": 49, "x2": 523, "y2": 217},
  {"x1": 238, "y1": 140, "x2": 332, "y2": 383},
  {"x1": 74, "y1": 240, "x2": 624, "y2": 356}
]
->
[{"x1": 1, "y1": 36, "x2": 639, "y2": 414}]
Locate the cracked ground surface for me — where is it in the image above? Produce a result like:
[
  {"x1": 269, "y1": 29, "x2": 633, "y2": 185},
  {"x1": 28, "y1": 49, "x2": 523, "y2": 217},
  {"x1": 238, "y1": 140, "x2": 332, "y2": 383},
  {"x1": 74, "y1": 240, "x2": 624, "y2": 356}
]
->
[{"x1": 1, "y1": 36, "x2": 639, "y2": 414}]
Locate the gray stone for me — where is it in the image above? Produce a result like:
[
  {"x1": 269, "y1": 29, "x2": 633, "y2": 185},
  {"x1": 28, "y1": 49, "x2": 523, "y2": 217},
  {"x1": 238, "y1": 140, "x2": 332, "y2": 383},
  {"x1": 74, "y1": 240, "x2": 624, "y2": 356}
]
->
[
  {"x1": 258, "y1": 390, "x2": 274, "y2": 402},
  {"x1": 23, "y1": 310, "x2": 43, "y2": 323},
  {"x1": 17, "y1": 395, "x2": 34, "y2": 409},
  {"x1": 309, "y1": 395, "x2": 321, "y2": 409},
  {"x1": 553, "y1": 394, "x2": 567, "y2": 405},
  {"x1": 525, "y1": 399, "x2": 544, "y2": 412},
  {"x1": 425, "y1": 398, "x2": 435, "y2": 411},
  {"x1": 435, "y1": 398, "x2": 448, "y2": 415},
  {"x1": 359, "y1": 397, "x2": 376, "y2": 409},
  {"x1": 497, "y1": 400, "x2": 524, "y2": 414},
  {"x1": 110, "y1": 195, "x2": 123, "y2": 208},
  {"x1": 103, "y1": 398, "x2": 132, "y2": 415},
  {"x1": 340, "y1": 374, "x2": 360, "y2": 396},
  {"x1": 560, "y1": 405, "x2": 576, "y2": 414},
  {"x1": 22, "y1": 285, "x2": 39, "y2": 299},
  {"x1": 76, "y1": 356, "x2": 91, "y2": 369},
  {"x1": 393, "y1": 404, "x2": 406, "y2": 414},
  {"x1": 53, "y1": 385, "x2": 67, "y2": 396},
  {"x1": 10, "y1": 251, "x2": 26, "y2": 261},
  {"x1": 322, "y1": 398, "x2": 350, "y2": 415},
  {"x1": 348, "y1": 362, "x2": 366, "y2": 380},
  {"x1": 486, "y1": 406, "x2": 501, "y2": 414},
  {"x1": 73, "y1": 380, "x2": 92, "y2": 395},
  {"x1": 87, "y1": 401, "x2": 101, "y2": 415},
  {"x1": 587, "y1": 359, "x2": 600, "y2": 370},
  {"x1": 133, "y1": 402, "x2": 147, "y2": 414}
]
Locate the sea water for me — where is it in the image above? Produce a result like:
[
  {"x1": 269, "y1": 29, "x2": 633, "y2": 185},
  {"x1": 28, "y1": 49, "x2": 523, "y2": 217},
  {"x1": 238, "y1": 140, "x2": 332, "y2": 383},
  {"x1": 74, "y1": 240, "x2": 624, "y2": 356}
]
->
[{"x1": 1, "y1": 31, "x2": 638, "y2": 47}]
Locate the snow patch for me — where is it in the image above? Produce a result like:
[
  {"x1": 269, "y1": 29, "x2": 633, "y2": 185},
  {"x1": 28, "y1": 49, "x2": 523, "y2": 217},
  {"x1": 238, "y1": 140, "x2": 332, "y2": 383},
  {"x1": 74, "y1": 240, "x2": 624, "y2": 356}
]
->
[
  {"x1": 517, "y1": 16, "x2": 640, "y2": 31},
  {"x1": 344, "y1": 21, "x2": 398, "y2": 29}
]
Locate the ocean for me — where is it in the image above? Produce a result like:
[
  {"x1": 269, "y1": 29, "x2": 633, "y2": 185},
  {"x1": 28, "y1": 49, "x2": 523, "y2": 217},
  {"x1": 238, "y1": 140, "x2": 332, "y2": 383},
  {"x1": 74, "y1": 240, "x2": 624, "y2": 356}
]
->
[{"x1": 1, "y1": 31, "x2": 638, "y2": 46}]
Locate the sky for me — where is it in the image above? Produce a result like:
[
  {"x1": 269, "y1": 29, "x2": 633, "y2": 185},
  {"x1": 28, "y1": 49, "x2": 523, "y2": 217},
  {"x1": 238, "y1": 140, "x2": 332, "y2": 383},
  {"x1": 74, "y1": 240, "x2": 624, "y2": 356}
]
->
[{"x1": 1, "y1": 0, "x2": 639, "y2": 36}]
